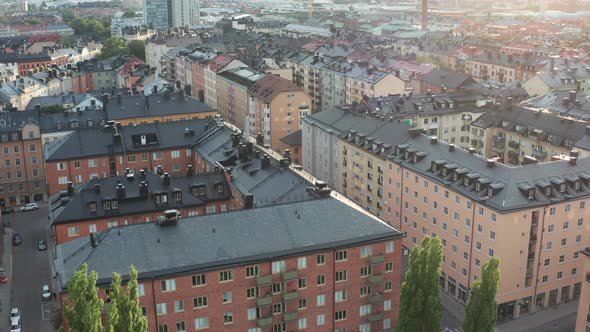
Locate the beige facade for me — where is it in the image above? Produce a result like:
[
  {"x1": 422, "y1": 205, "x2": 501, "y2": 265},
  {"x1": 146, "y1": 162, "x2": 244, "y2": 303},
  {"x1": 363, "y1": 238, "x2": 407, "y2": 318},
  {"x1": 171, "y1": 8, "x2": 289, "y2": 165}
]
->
[
  {"x1": 574, "y1": 248, "x2": 590, "y2": 332},
  {"x1": 346, "y1": 73, "x2": 405, "y2": 104}
]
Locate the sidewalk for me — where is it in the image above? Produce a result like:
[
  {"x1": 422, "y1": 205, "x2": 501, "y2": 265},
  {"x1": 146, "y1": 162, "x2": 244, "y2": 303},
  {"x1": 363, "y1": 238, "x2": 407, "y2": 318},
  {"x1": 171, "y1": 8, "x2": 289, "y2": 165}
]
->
[
  {"x1": 495, "y1": 300, "x2": 579, "y2": 332},
  {"x1": 0, "y1": 227, "x2": 13, "y2": 328}
]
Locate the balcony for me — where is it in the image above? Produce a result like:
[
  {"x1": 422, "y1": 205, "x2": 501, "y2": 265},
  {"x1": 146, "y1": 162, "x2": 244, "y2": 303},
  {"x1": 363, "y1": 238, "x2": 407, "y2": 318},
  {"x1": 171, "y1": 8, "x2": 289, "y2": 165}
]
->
[
  {"x1": 282, "y1": 270, "x2": 298, "y2": 281},
  {"x1": 368, "y1": 274, "x2": 384, "y2": 285},
  {"x1": 508, "y1": 141, "x2": 520, "y2": 149},
  {"x1": 257, "y1": 317, "x2": 273, "y2": 327},
  {"x1": 256, "y1": 274, "x2": 272, "y2": 286},
  {"x1": 368, "y1": 312, "x2": 383, "y2": 322},
  {"x1": 256, "y1": 295, "x2": 272, "y2": 307},
  {"x1": 282, "y1": 290, "x2": 299, "y2": 302},
  {"x1": 533, "y1": 150, "x2": 547, "y2": 158},
  {"x1": 368, "y1": 294, "x2": 384, "y2": 304},
  {"x1": 492, "y1": 144, "x2": 505, "y2": 153},
  {"x1": 369, "y1": 254, "x2": 384, "y2": 265},
  {"x1": 283, "y1": 311, "x2": 299, "y2": 321}
]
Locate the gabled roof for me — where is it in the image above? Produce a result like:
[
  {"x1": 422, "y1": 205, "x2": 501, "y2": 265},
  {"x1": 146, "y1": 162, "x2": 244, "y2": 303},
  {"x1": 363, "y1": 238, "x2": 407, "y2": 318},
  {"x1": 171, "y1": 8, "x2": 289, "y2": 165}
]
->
[
  {"x1": 104, "y1": 92, "x2": 214, "y2": 121},
  {"x1": 208, "y1": 54, "x2": 235, "y2": 73},
  {"x1": 420, "y1": 69, "x2": 474, "y2": 89},
  {"x1": 248, "y1": 75, "x2": 304, "y2": 103}
]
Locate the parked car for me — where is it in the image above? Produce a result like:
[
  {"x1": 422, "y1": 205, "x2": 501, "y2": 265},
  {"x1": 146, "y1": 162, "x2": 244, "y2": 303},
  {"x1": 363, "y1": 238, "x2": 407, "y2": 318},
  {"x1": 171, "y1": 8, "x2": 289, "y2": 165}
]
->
[
  {"x1": 42, "y1": 284, "x2": 51, "y2": 300},
  {"x1": 1, "y1": 207, "x2": 14, "y2": 215},
  {"x1": 10, "y1": 307, "x2": 20, "y2": 320},
  {"x1": 12, "y1": 234, "x2": 21, "y2": 246},
  {"x1": 10, "y1": 317, "x2": 21, "y2": 332},
  {"x1": 20, "y1": 203, "x2": 38, "y2": 212},
  {"x1": 38, "y1": 240, "x2": 47, "y2": 251},
  {"x1": 0, "y1": 268, "x2": 8, "y2": 283}
]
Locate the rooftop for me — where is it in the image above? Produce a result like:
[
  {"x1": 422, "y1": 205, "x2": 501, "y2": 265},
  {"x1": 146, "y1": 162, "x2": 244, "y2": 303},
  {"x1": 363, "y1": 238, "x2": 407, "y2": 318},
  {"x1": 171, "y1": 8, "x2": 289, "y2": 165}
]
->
[
  {"x1": 248, "y1": 75, "x2": 303, "y2": 103},
  {"x1": 54, "y1": 198, "x2": 402, "y2": 287}
]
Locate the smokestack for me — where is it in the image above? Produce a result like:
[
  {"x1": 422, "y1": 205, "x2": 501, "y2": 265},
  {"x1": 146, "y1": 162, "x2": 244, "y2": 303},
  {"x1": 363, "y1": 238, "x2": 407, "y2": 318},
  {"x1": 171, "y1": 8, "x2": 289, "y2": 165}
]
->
[{"x1": 422, "y1": 0, "x2": 428, "y2": 31}]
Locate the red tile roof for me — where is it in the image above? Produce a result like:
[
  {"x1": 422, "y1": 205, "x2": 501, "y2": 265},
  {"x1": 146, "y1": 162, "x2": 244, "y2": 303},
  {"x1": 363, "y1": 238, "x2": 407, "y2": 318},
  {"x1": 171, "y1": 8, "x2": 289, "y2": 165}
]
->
[
  {"x1": 248, "y1": 75, "x2": 304, "y2": 103},
  {"x1": 208, "y1": 55, "x2": 234, "y2": 73}
]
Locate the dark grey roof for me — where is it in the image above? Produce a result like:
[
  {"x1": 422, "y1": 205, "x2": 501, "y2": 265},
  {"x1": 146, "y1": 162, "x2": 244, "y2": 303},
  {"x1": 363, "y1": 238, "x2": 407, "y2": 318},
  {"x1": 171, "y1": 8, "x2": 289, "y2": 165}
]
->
[
  {"x1": 194, "y1": 126, "x2": 317, "y2": 207},
  {"x1": 45, "y1": 118, "x2": 219, "y2": 162},
  {"x1": 54, "y1": 198, "x2": 403, "y2": 287},
  {"x1": 104, "y1": 92, "x2": 214, "y2": 121},
  {"x1": 0, "y1": 111, "x2": 39, "y2": 131},
  {"x1": 280, "y1": 129, "x2": 302, "y2": 146},
  {"x1": 420, "y1": 69, "x2": 474, "y2": 89},
  {"x1": 50, "y1": 172, "x2": 232, "y2": 224},
  {"x1": 39, "y1": 110, "x2": 106, "y2": 133},
  {"x1": 25, "y1": 94, "x2": 93, "y2": 111}
]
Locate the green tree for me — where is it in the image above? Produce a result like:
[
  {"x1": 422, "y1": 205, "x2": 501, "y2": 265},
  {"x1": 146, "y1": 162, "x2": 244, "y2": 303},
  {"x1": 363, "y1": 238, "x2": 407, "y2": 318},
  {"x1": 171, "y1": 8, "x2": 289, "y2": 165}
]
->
[
  {"x1": 396, "y1": 236, "x2": 444, "y2": 332},
  {"x1": 108, "y1": 266, "x2": 148, "y2": 332},
  {"x1": 63, "y1": 263, "x2": 104, "y2": 332},
  {"x1": 59, "y1": 34, "x2": 77, "y2": 47},
  {"x1": 122, "y1": 11, "x2": 137, "y2": 18},
  {"x1": 129, "y1": 40, "x2": 146, "y2": 61},
  {"x1": 99, "y1": 37, "x2": 129, "y2": 59},
  {"x1": 41, "y1": 105, "x2": 66, "y2": 114},
  {"x1": 463, "y1": 257, "x2": 500, "y2": 332}
]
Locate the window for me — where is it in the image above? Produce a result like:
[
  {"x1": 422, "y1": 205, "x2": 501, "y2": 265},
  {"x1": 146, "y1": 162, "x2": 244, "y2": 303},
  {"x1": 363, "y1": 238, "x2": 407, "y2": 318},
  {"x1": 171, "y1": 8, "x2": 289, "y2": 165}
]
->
[
  {"x1": 246, "y1": 287, "x2": 258, "y2": 299},
  {"x1": 360, "y1": 285, "x2": 371, "y2": 297},
  {"x1": 298, "y1": 318, "x2": 307, "y2": 329},
  {"x1": 138, "y1": 284, "x2": 145, "y2": 296},
  {"x1": 317, "y1": 254, "x2": 326, "y2": 265},
  {"x1": 156, "y1": 303, "x2": 167, "y2": 315},
  {"x1": 317, "y1": 294, "x2": 326, "y2": 306},
  {"x1": 29, "y1": 144, "x2": 36, "y2": 152},
  {"x1": 385, "y1": 281, "x2": 393, "y2": 291},
  {"x1": 548, "y1": 225, "x2": 555, "y2": 232},
  {"x1": 542, "y1": 275, "x2": 548, "y2": 283},
  {"x1": 384, "y1": 300, "x2": 392, "y2": 311},
  {"x1": 272, "y1": 260, "x2": 286, "y2": 273},
  {"x1": 195, "y1": 317, "x2": 209, "y2": 330},
  {"x1": 153, "y1": 152, "x2": 162, "y2": 160},
  {"x1": 490, "y1": 230, "x2": 496, "y2": 240},
  {"x1": 385, "y1": 261, "x2": 394, "y2": 272},
  {"x1": 544, "y1": 259, "x2": 550, "y2": 266},
  {"x1": 557, "y1": 272, "x2": 563, "y2": 280},
  {"x1": 335, "y1": 290, "x2": 347, "y2": 302},
  {"x1": 88, "y1": 159, "x2": 98, "y2": 168},
  {"x1": 317, "y1": 274, "x2": 326, "y2": 285},
  {"x1": 336, "y1": 250, "x2": 348, "y2": 261},
  {"x1": 174, "y1": 300, "x2": 184, "y2": 312},
  {"x1": 335, "y1": 270, "x2": 347, "y2": 282},
  {"x1": 222, "y1": 291, "x2": 232, "y2": 304},
  {"x1": 360, "y1": 245, "x2": 373, "y2": 257},
  {"x1": 272, "y1": 283, "x2": 282, "y2": 294},
  {"x1": 576, "y1": 235, "x2": 582, "y2": 243},
  {"x1": 248, "y1": 308, "x2": 257, "y2": 320},
  {"x1": 68, "y1": 226, "x2": 80, "y2": 237},
  {"x1": 246, "y1": 265, "x2": 259, "y2": 278},
  {"x1": 386, "y1": 241, "x2": 394, "y2": 253},
  {"x1": 219, "y1": 270, "x2": 233, "y2": 282},
  {"x1": 176, "y1": 321, "x2": 186, "y2": 332},
  {"x1": 171, "y1": 150, "x2": 180, "y2": 158},
  {"x1": 298, "y1": 257, "x2": 307, "y2": 269},
  {"x1": 563, "y1": 222, "x2": 569, "y2": 230},
  {"x1": 159, "y1": 325, "x2": 168, "y2": 332},
  {"x1": 161, "y1": 279, "x2": 176, "y2": 292},
  {"x1": 572, "y1": 268, "x2": 577, "y2": 276},
  {"x1": 489, "y1": 248, "x2": 494, "y2": 257},
  {"x1": 578, "y1": 218, "x2": 584, "y2": 227},
  {"x1": 360, "y1": 304, "x2": 371, "y2": 317},
  {"x1": 360, "y1": 266, "x2": 372, "y2": 277},
  {"x1": 335, "y1": 310, "x2": 347, "y2": 321},
  {"x1": 317, "y1": 314, "x2": 326, "y2": 326},
  {"x1": 223, "y1": 312, "x2": 233, "y2": 325},
  {"x1": 192, "y1": 274, "x2": 206, "y2": 287},
  {"x1": 273, "y1": 303, "x2": 282, "y2": 314},
  {"x1": 546, "y1": 242, "x2": 552, "y2": 250},
  {"x1": 298, "y1": 278, "x2": 307, "y2": 289},
  {"x1": 299, "y1": 298, "x2": 307, "y2": 309},
  {"x1": 193, "y1": 296, "x2": 208, "y2": 308},
  {"x1": 561, "y1": 238, "x2": 567, "y2": 247}
]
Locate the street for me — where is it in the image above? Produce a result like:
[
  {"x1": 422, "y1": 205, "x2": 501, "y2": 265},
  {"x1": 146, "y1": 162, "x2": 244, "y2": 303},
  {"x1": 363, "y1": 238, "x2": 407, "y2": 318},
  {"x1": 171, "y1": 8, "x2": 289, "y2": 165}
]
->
[{"x1": 6, "y1": 206, "x2": 55, "y2": 332}]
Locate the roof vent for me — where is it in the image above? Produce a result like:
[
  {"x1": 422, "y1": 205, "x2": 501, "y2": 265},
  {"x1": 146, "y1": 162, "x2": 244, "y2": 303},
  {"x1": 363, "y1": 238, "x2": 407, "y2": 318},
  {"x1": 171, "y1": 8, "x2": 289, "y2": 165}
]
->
[
  {"x1": 163, "y1": 173, "x2": 170, "y2": 185},
  {"x1": 158, "y1": 209, "x2": 180, "y2": 226},
  {"x1": 126, "y1": 173, "x2": 135, "y2": 181},
  {"x1": 486, "y1": 159, "x2": 495, "y2": 168},
  {"x1": 448, "y1": 144, "x2": 455, "y2": 152},
  {"x1": 430, "y1": 137, "x2": 438, "y2": 144},
  {"x1": 468, "y1": 148, "x2": 476, "y2": 154},
  {"x1": 569, "y1": 157, "x2": 577, "y2": 166},
  {"x1": 67, "y1": 181, "x2": 74, "y2": 196}
]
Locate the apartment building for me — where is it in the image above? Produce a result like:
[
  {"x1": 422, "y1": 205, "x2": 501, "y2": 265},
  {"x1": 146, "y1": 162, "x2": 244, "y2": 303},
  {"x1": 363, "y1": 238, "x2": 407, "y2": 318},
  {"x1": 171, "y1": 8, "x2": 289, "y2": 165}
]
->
[
  {"x1": 246, "y1": 75, "x2": 311, "y2": 151},
  {"x1": 72, "y1": 57, "x2": 128, "y2": 94},
  {"x1": 286, "y1": 52, "x2": 330, "y2": 112},
  {"x1": 0, "y1": 76, "x2": 48, "y2": 111},
  {"x1": 216, "y1": 67, "x2": 265, "y2": 131},
  {"x1": 50, "y1": 171, "x2": 238, "y2": 245},
  {"x1": 574, "y1": 247, "x2": 590, "y2": 332},
  {"x1": 187, "y1": 50, "x2": 217, "y2": 100},
  {"x1": 524, "y1": 59, "x2": 590, "y2": 97},
  {"x1": 54, "y1": 197, "x2": 404, "y2": 332},
  {"x1": 307, "y1": 108, "x2": 590, "y2": 321},
  {"x1": 203, "y1": 55, "x2": 246, "y2": 109},
  {"x1": 464, "y1": 53, "x2": 544, "y2": 83},
  {"x1": 44, "y1": 117, "x2": 222, "y2": 195},
  {"x1": 418, "y1": 69, "x2": 476, "y2": 95},
  {"x1": 145, "y1": 34, "x2": 202, "y2": 75},
  {"x1": 471, "y1": 105, "x2": 590, "y2": 165},
  {"x1": 280, "y1": 130, "x2": 302, "y2": 165},
  {"x1": 0, "y1": 111, "x2": 46, "y2": 206}
]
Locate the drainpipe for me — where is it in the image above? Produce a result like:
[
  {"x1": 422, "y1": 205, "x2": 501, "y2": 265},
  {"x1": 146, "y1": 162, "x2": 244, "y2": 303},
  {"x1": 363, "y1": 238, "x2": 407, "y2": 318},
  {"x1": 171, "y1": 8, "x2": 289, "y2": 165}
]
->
[
  {"x1": 151, "y1": 279, "x2": 159, "y2": 330},
  {"x1": 466, "y1": 200, "x2": 476, "y2": 294}
]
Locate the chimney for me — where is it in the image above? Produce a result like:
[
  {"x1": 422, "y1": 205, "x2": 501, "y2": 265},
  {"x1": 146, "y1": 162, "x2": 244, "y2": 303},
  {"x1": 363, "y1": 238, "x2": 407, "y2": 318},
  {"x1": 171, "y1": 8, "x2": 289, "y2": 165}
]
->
[
  {"x1": 256, "y1": 133, "x2": 264, "y2": 145},
  {"x1": 261, "y1": 154, "x2": 271, "y2": 168},
  {"x1": 90, "y1": 232, "x2": 97, "y2": 248},
  {"x1": 94, "y1": 183, "x2": 101, "y2": 193},
  {"x1": 116, "y1": 183, "x2": 125, "y2": 198},
  {"x1": 430, "y1": 137, "x2": 438, "y2": 144},
  {"x1": 163, "y1": 173, "x2": 170, "y2": 185},
  {"x1": 569, "y1": 90, "x2": 576, "y2": 103},
  {"x1": 468, "y1": 148, "x2": 476, "y2": 154},
  {"x1": 448, "y1": 144, "x2": 455, "y2": 152},
  {"x1": 139, "y1": 169, "x2": 146, "y2": 179},
  {"x1": 152, "y1": 85, "x2": 158, "y2": 94},
  {"x1": 243, "y1": 193, "x2": 254, "y2": 208},
  {"x1": 232, "y1": 133, "x2": 240, "y2": 147},
  {"x1": 569, "y1": 157, "x2": 577, "y2": 166},
  {"x1": 67, "y1": 181, "x2": 74, "y2": 196},
  {"x1": 570, "y1": 150, "x2": 579, "y2": 158},
  {"x1": 187, "y1": 165, "x2": 194, "y2": 176},
  {"x1": 486, "y1": 159, "x2": 495, "y2": 168},
  {"x1": 139, "y1": 181, "x2": 148, "y2": 197},
  {"x1": 156, "y1": 165, "x2": 163, "y2": 175},
  {"x1": 91, "y1": 99, "x2": 96, "y2": 106}
]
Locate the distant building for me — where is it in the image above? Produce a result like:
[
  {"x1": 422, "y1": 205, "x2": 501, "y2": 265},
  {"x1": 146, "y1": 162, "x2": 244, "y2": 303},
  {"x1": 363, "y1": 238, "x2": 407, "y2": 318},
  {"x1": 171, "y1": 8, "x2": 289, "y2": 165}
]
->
[
  {"x1": 143, "y1": 0, "x2": 169, "y2": 31},
  {"x1": 169, "y1": 0, "x2": 200, "y2": 27},
  {"x1": 0, "y1": 76, "x2": 48, "y2": 111}
]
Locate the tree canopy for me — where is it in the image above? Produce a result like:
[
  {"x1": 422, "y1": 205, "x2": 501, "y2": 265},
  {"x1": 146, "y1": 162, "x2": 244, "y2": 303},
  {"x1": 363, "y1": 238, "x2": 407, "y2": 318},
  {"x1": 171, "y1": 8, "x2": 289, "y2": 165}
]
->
[
  {"x1": 129, "y1": 40, "x2": 146, "y2": 61},
  {"x1": 99, "y1": 37, "x2": 129, "y2": 59},
  {"x1": 63, "y1": 263, "x2": 104, "y2": 332},
  {"x1": 122, "y1": 11, "x2": 137, "y2": 18},
  {"x1": 463, "y1": 257, "x2": 500, "y2": 332}
]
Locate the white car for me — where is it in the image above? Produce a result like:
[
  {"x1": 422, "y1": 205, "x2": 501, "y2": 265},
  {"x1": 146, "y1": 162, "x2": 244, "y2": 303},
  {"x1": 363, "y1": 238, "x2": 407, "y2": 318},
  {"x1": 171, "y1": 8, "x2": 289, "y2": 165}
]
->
[
  {"x1": 10, "y1": 307, "x2": 20, "y2": 321},
  {"x1": 20, "y1": 203, "x2": 38, "y2": 212},
  {"x1": 42, "y1": 284, "x2": 51, "y2": 300},
  {"x1": 10, "y1": 317, "x2": 21, "y2": 332}
]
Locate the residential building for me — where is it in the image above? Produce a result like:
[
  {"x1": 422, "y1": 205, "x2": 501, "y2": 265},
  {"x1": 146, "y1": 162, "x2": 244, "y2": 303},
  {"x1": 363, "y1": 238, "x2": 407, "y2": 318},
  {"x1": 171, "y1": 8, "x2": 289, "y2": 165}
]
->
[
  {"x1": 306, "y1": 110, "x2": 590, "y2": 320},
  {"x1": 464, "y1": 53, "x2": 544, "y2": 83},
  {"x1": 524, "y1": 90, "x2": 590, "y2": 121},
  {"x1": 0, "y1": 111, "x2": 46, "y2": 206},
  {"x1": 72, "y1": 57, "x2": 128, "y2": 94},
  {"x1": 145, "y1": 33, "x2": 202, "y2": 75},
  {"x1": 50, "y1": 171, "x2": 238, "y2": 244},
  {"x1": 203, "y1": 55, "x2": 246, "y2": 110},
  {"x1": 574, "y1": 247, "x2": 590, "y2": 332},
  {"x1": 418, "y1": 69, "x2": 476, "y2": 94},
  {"x1": 54, "y1": 197, "x2": 404, "y2": 332},
  {"x1": 0, "y1": 76, "x2": 48, "y2": 111},
  {"x1": 246, "y1": 74, "x2": 311, "y2": 150},
  {"x1": 169, "y1": 0, "x2": 200, "y2": 27},
  {"x1": 280, "y1": 130, "x2": 302, "y2": 165},
  {"x1": 471, "y1": 105, "x2": 590, "y2": 165},
  {"x1": 44, "y1": 117, "x2": 221, "y2": 194},
  {"x1": 186, "y1": 50, "x2": 217, "y2": 101},
  {"x1": 524, "y1": 59, "x2": 590, "y2": 97},
  {"x1": 143, "y1": 0, "x2": 169, "y2": 31},
  {"x1": 0, "y1": 52, "x2": 69, "y2": 77},
  {"x1": 216, "y1": 67, "x2": 265, "y2": 132}
]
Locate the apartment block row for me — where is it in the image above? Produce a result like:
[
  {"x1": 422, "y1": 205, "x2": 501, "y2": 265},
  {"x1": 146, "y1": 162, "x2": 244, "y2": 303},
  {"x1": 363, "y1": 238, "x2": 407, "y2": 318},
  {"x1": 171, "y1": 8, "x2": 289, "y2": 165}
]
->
[{"x1": 303, "y1": 106, "x2": 590, "y2": 320}]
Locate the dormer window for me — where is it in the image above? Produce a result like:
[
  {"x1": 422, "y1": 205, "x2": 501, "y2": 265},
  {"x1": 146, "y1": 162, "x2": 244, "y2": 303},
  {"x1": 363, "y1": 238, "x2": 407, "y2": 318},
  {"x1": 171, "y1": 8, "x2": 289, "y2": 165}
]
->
[
  {"x1": 217, "y1": 183, "x2": 224, "y2": 193},
  {"x1": 487, "y1": 187, "x2": 493, "y2": 197},
  {"x1": 88, "y1": 202, "x2": 97, "y2": 212},
  {"x1": 199, "y1": 186, "x2": 206, "y2": 195},
  {"x1": 559, "y1": 184, "x2": 566, "y2": 193},
  {"x1": 475, "y1": 182, "x2": 481, "y2": 191},
  {"x1": 431, "y1": 162, "x2": 438, "y2": 172},
  {"x1": 174, "y1": 191, "x2": 182, "y2": 201},
  {"x1": 545, "y1": 187, "x2": 551, "y2": 196},
  {"x1": 154, "y1": 193, "x2": 168, "y2": 204},
  {"x1": 452, "y1": 172, "x2": 458, "y2": 181},
  {"x1": 464, "y1": 177, "x2": 470, "y2": 186},
  {"x1": 88, "y1": 120, "x2": 93, "y2": 127},
  {"x1": 56, "y1": 122, "x2": 62, "y2": 130},
  {"x1": 528, "y1": 188, "x2": 535, "y2": 199},
  {"x1": 575, "y1": 181, "x2": 581, "y2": 190},
  {"x1": 111, "y1": 200, "x2": 118, "y2": 209},
  {"x1": 442, "y1": 168, "x2": 447, "y2": 176},
  {"x1": 103, "y1": 201, "x2": 111, "y2": 210},
  {"x1": 192, "y1": 185, "x2": 206, "y2": 196}
]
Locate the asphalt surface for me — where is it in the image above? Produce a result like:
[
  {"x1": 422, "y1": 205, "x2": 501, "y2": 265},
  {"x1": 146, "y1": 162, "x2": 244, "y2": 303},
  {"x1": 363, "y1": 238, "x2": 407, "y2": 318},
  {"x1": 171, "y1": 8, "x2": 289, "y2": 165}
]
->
[{"x1": 8, "y1": 207, "x2": 55, "y2": 332}]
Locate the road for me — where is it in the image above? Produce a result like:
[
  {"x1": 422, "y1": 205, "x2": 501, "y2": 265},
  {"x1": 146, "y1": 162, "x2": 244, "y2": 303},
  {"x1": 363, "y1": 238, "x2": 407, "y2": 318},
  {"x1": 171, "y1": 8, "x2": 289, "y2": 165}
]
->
[{"x1": 8, "y1": 207, "x2": 55, "y2": 332}]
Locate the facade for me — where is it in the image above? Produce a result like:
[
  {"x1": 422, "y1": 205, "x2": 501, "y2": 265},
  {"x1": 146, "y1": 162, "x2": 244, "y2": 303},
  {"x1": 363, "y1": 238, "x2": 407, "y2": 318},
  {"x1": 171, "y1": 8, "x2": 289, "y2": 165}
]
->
[
  {"x1": 280, "y1": 130, "x2": 302, "y2": 165},
  {"x1": 464, "y1": 53, "x2": 544, "y2": 83},
  {"x1": 143, "y1": 0, "x2": 169, "y2": 31},
  {"x1": 247, "y1": 75, "x2": 310, "y2": 151},
  {"x1": 574, "y1": 248, "x2": 590, "y2": 332},
  {"x1": 54, "y1": 197, "x2": 404, "y2": 332},
  {"x1": 0, "y1": 52, "x2": 68, "y2": 77},
  {"x1": 50, "y1": 171, "x2": 238, "y2": 244},
  {"x1": 216, "y1": 67, "x2": 265, "y2": 132},
  {"x1": 307, "y1": 109, "x2": 590, "y2": 320},
  {"x1": 44, "y1": 117, "x2": 221, "y2": 195},
  {"x1": 145, "y1": 34, "x2": 202, "y2": 75},
  {"x1": 0, "y1": 76, "x2": 48, "y2": 111},
  {"x1": 203, "y1": 56, "x2": 246, "y2": 110},
  {"x1": 170, "y1": 0, "x2": 201, "y2": 27},
  {"x1": 0, "y1": 112, "x2": 46, "y2": 206}
]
